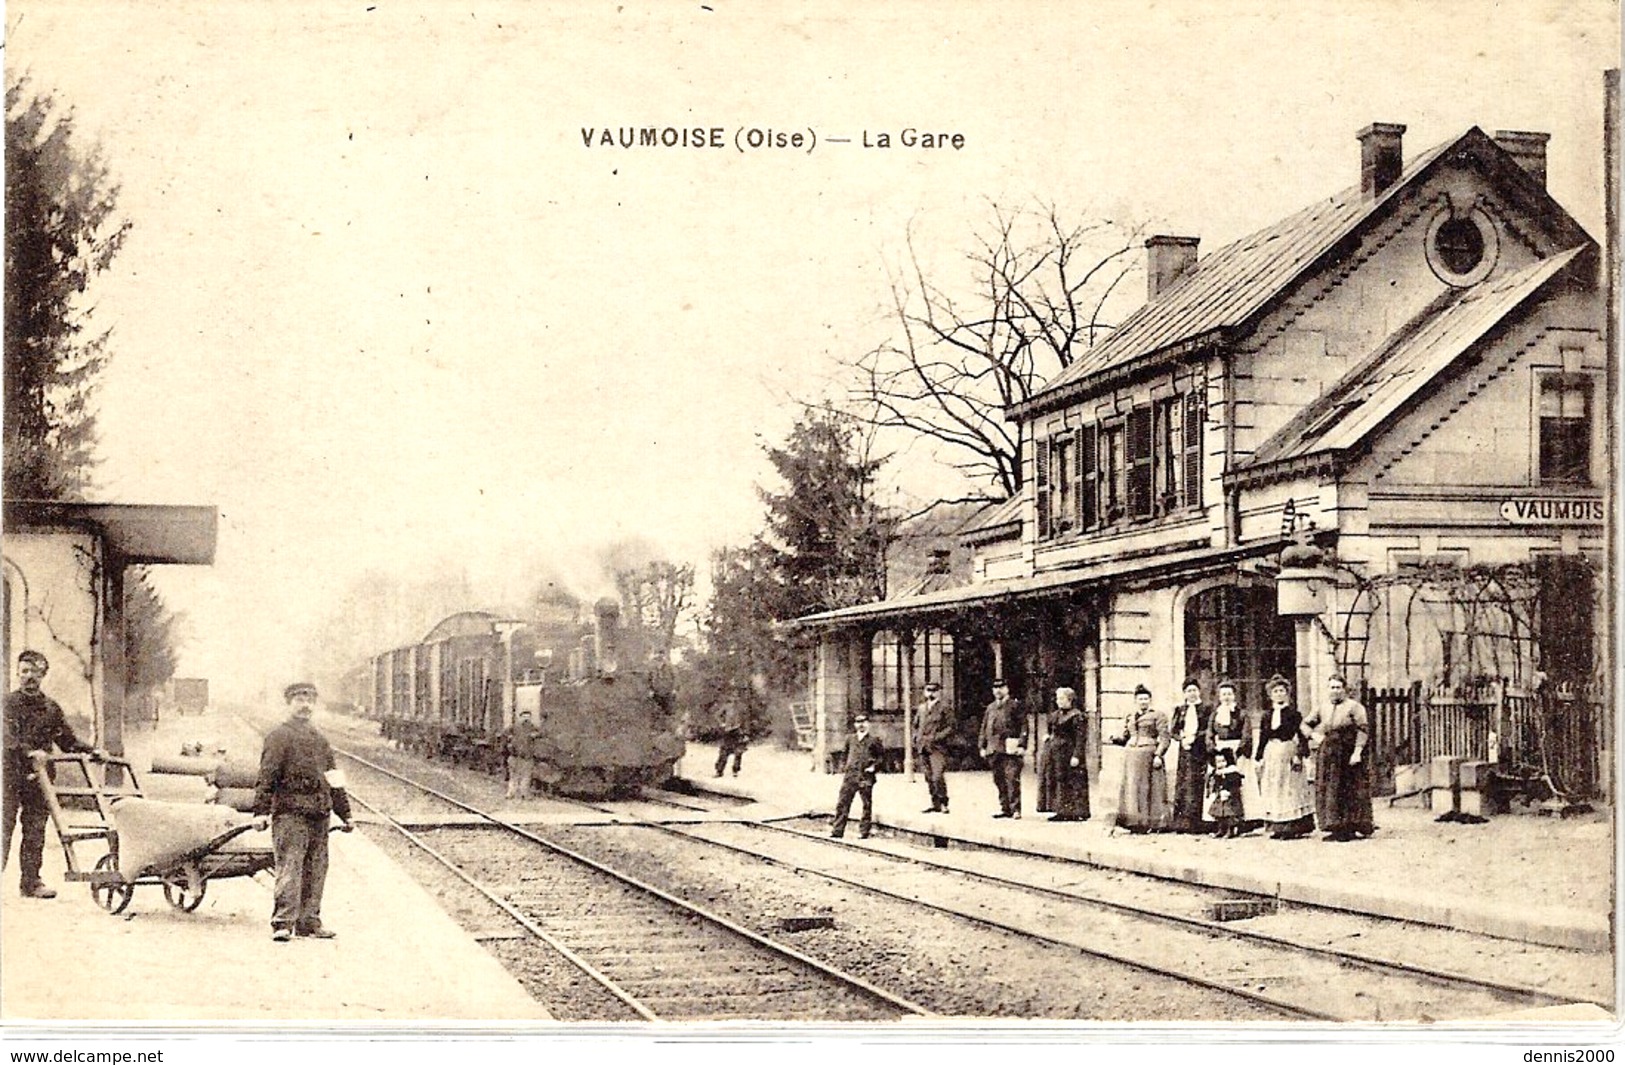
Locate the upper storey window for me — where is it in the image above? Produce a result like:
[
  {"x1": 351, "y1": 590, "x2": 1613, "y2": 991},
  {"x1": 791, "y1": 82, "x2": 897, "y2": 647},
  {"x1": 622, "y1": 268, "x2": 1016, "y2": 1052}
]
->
[
  {"x1": 1036, "y1": 391, "x2": 1203, "y2": 540},
  {"x1": 1538, "y1": 373, "x2": 1594, "y2": 485}
]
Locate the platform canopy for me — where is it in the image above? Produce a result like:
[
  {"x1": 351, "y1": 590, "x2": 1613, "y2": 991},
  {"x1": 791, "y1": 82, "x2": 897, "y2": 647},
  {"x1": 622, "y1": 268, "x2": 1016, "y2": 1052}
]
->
[{"x1": 4, "y1": 499, "x2": 218, "y2": 565}]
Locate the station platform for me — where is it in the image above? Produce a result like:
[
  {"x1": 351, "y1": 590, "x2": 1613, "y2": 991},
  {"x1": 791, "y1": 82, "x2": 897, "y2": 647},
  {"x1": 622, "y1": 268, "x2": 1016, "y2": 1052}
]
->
[
  {"x1": 0, "y1": 716, "x2": 551, "y2": 1026},
  {"x1": 680, "y1": 741, "x2": 1617, "y2": 954}
]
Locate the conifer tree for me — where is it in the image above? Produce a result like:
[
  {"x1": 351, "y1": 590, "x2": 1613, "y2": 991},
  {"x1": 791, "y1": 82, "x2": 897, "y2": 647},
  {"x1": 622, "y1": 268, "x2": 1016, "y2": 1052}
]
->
[{"x1": 6, "y1": 76, "x2": 176, "y2": 698}]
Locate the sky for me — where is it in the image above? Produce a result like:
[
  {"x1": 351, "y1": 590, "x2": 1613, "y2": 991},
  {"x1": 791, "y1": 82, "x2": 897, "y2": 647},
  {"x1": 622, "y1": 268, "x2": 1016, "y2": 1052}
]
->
[{"x1": 7, "y1": 0, "x2": 1618, "y2": 699}]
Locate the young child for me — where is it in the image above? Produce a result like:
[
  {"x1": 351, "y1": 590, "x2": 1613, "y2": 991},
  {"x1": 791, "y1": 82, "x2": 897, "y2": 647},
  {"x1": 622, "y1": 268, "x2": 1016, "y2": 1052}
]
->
[{"x1": 1209, "y1": 747, "x2": 1245, "y2": 838}]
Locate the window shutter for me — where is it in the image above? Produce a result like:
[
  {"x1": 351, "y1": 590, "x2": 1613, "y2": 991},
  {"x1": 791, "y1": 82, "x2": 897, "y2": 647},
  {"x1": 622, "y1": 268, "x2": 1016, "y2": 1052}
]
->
[
  {"x1": 1183, "y1": 392, "x2": 1204, "y2": 508},
  {"x1": 1156, "y1": 398, "x2": 1179, "y2": 515},
  {"x1": 1077, "y1": 425, "x2": 1097, "y2": 530},
  {"x1": 1127, "y1": 406, "x2": 1154, "y2": 518},
  {"x1": 1035, "y1": 436, "x2": 1052, "y2": 539}
]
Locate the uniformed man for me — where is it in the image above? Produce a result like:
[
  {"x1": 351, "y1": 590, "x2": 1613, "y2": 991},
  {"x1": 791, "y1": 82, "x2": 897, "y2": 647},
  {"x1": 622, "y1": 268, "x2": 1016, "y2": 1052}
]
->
[
  {"x1": 830, "y1": 713, "x2": 885, "y2": 839},
  {"x1": 253, "y1": 682, "x2": 353, "y2": 941},
  {"x1": 506, "y1": 709, "x2": 538, "y2": 800},
  {"x1": 3, "y1": 650, "x2": 103, "y2": 898},
  {"x1": 914, "y1": 680, "x2": 954, "y2": 813},
  {"x1": 979, "y1": 678, "x2": 1027, "y2": 819}
]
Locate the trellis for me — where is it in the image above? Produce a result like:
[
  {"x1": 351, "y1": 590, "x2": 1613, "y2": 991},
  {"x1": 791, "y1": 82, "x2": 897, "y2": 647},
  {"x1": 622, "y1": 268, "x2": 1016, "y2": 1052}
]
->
[{"x1": 1334, "y1": 558, "x2": 1603, "y2": 801}]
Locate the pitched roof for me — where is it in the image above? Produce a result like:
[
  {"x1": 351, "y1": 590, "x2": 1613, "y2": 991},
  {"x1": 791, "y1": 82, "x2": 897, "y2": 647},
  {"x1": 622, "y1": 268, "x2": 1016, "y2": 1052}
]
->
[
  {"x1": 1233, "y1": 245, "x2": 1586, "y2": 480},
  {"x1": 958, "y1": 495, "x2": 1022, "y2": 545},
  {"x1": 1013, "y1": 127, "x2": 1590, "y2": 419}
]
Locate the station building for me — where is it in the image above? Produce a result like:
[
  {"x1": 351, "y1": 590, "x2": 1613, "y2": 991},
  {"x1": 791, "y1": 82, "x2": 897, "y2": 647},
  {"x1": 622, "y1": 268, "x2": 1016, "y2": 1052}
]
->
[
  {"x1": 793, "y1": 122, "x2": 1612, "y2": 801},
  {"x1": 3, "y1": 500, "x2": 218, "y2": 757}
]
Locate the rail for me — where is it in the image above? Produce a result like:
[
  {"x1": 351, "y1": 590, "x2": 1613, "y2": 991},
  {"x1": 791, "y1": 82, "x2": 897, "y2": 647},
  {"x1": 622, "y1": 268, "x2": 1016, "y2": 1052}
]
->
[
  {"x1": 333, "y1": 745, "x2": 933, "y2": 1021},
  {"x1": 556, "y1": 792, "x2": 1608, "y2": 1019}
]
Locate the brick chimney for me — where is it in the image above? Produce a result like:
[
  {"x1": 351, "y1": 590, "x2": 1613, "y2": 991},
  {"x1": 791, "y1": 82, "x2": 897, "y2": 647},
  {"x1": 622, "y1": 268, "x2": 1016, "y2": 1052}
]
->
[
  {"x1": 1494, "y1": 130, "x2": 1549, "y2": 188},
  {"x1": 1145, "y1": 235, "x2": 1199, "y2": 299},
  {"x1": 1357, "y1": 122, "x2": 1406, "y2": 198}
]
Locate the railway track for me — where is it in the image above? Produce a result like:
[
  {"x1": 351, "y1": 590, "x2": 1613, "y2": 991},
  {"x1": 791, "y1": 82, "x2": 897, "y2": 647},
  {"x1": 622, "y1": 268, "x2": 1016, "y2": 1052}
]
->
[
  {"x1": 323, "y1": 728, "x2": 1607, "y2": 1022},
  {"x1": 335, "y1": 748, "x2": 930, "y2": 1022},
  {"x1": 559, "y1": 792, "x2": 1609, "y2": 1023}
]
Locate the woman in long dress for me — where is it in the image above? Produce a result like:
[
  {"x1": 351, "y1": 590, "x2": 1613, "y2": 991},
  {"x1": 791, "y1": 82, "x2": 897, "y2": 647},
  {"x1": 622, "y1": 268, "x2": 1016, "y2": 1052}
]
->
[
  {"x1": 1203, "y1": 679, "x2": 1257, "y2": 837},
  {"x1": 1044, "y1": 687, "x2": 1091, "y2": 822},
  {"x1": 1169, "y1": 679, "x2": 1211, "y2": 833},
  {"x1": 1252, "y1": 674, "x2": 1315, "y2": 840},
  {"x1": 1112, "y1": 685, "x2": 1170, "y2": 832},
  {"x1": 1303, "y1": 673, "x2": 1376, "y2": 841}
]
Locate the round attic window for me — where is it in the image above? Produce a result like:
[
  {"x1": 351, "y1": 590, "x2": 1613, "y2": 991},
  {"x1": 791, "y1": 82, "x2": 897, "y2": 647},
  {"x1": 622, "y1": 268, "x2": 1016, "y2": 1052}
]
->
[
  {"x1": 1434, "y1": 218, "x2": 1483, "y2": 274},
  {"x1": 1425, "y1": 206, "x2": 1498, "y2": 287}
]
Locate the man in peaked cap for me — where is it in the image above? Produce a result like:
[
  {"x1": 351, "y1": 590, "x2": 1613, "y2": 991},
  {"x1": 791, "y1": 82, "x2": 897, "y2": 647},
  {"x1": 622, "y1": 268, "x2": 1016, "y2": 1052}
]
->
[
  {"x1": 254, "y1": 681, "x2": 353, "y2": 941},
  {"x1": 913, "y1": 680, "x2": 954, "y2": 813},
  {"x1": 830, "y1": 713, "x2": 885, "y2": 839},
  {"x1": 4, "y1": 650, "x2": 104, "y2": 898},
  {"x1": 979, "y1": 678, "x2": 1027, "y2": 818}
]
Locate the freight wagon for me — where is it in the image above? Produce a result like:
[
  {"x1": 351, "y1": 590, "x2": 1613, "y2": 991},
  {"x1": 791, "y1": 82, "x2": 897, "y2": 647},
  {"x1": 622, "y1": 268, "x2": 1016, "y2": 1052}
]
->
[{"x1": 369, "y1": 601, "x2": 683, "y2": 797}]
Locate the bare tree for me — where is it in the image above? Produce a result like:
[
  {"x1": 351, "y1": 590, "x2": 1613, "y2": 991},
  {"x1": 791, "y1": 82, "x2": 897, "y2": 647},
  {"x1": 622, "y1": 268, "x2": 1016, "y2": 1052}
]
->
[
  {"x1": 848, "y1": 203, "x2": 1144, "y2": 502},
  {"x1": 615, "y1": 560, "x2": 695, "y2": 662}
]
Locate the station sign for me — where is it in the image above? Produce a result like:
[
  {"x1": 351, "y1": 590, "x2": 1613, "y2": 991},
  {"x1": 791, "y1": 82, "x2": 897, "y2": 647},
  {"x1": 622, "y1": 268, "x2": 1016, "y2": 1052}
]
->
[{"x1": 1497, "y1": 497, "x2": 1606, "y2": 524}]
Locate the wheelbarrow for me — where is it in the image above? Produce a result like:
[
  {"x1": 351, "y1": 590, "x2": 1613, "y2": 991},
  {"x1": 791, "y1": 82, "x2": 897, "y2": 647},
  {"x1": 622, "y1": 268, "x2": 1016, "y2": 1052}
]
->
[
  {"x1": 94, "y1": 798, "x2": 276, "y2": 914},
  {"x1": 30, "y1": 752, "x2": 275, "y2": 914}
]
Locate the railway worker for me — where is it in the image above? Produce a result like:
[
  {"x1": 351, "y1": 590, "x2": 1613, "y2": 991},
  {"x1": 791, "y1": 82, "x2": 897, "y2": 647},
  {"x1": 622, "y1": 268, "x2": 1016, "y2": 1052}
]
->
[
  {"x1": 507, "y1": 709, "x2": 539, "y2": 800},
  {"x1": 978, "y1": 678, "x2": 1027, "y2": 819},
  {"x1": 253, "y1": 682, "x2": 354, "y2": 941},
  {"x1": 3, "y1": 650, "x2": 104, "y2": 898},
  {"x1": 913, "y1": 680, "x2": 953, "y2": 813},
  {"x1": 714, "y1": 694, "x2": 748, "y2": 777},
  {"x1": 830, "y1": 713, "x2": 885, "y2": 839}
]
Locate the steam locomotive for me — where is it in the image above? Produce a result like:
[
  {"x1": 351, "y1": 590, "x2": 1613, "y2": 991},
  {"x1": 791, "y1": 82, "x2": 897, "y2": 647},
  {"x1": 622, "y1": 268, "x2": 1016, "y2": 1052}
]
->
[{"x1": 365, "y1": 599, "x2": 685, "y2": 797}]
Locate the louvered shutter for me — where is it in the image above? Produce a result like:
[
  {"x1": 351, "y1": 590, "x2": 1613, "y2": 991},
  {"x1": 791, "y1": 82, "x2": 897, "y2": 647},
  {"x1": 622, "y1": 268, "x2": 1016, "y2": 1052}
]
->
[
  {"x1": 1127, "y1": 406, "x2": 1154, "y2": 518},
  {"x1": 1183, "y1": 392, "x2": 1204, "y2": 508},
  {"x1": 1034, "y1": 436, "x2": 1052, "y2": 540},
  {"x1": 1077, "y1": 425, "x2": 1098, "y2": 530}
]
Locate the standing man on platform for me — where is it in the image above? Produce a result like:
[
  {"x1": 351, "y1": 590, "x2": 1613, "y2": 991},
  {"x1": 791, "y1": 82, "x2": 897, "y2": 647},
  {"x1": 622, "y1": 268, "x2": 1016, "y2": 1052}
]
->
[
  {"x1": 830, "y1": 713, "x2": 885, "y2": 839},
  {"x1": 3, "y1": 650, "x2": 103, "y2": 898},
  {"x1": 507, "y1": 708, "x2": 538, "y2": 799},
  {"x1": 714, "y1": 693, "x2": 748, "y2": 777},
  {"x1": 253, "y1": 682, "x2": 353, "y2": 942},
  {"x1": 979, "y1": 678, "x2": 1027, "y2": 819},
  {"x1": 914, "y1": 680, "x2": 954, "y2": 814}
]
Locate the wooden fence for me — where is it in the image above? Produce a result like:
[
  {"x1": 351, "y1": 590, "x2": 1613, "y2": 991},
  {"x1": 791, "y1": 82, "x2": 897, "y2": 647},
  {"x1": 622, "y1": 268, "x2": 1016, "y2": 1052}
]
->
[{"x1": 1362, "y1": 681, "x2": 1602, "y2": 799}]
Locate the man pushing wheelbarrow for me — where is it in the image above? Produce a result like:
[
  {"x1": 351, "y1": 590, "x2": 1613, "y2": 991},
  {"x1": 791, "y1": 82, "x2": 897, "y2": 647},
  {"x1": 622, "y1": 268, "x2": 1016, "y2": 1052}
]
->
[{"x1": 253, "y1": 682, "x2": 353, "y2": 942}]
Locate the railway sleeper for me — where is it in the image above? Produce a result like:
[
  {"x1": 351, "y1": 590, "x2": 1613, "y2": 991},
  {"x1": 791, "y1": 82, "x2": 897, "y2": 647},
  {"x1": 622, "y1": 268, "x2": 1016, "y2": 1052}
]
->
[{"x1": 594, "y1": 957, "x2": 796, "y2": 978}]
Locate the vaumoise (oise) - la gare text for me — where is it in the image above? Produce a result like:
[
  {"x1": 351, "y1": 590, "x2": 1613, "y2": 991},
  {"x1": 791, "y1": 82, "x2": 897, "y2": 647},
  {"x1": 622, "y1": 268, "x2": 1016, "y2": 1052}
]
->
[{"x1": 580, "y1": 125, "x2": 967, "y2": 150}]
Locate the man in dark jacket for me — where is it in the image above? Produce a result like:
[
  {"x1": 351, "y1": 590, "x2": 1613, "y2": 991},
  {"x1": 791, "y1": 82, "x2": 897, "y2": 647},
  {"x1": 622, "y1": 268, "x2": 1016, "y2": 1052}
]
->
[
  {"x1": 914, "y1": 681, "x2": 954, "y2": 813},
  {"x1": 713, "y1": 695, "x2": 748, "y2": 777},
  {"x1": 830, "y1": 713, "x2": 885, "y2": 839},
  {"x1": 3, "y1": 650, "x2": 101, "y2": 898},
  {"x1": 979, "y1": 679, "x2": 1027, "y2": 819},
  {"x1": 506, "y1": 709, "x2": 538, "y2": 799},
  {"x1": 254, "y1": 682, "x2": 353, "y2": 941}
]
